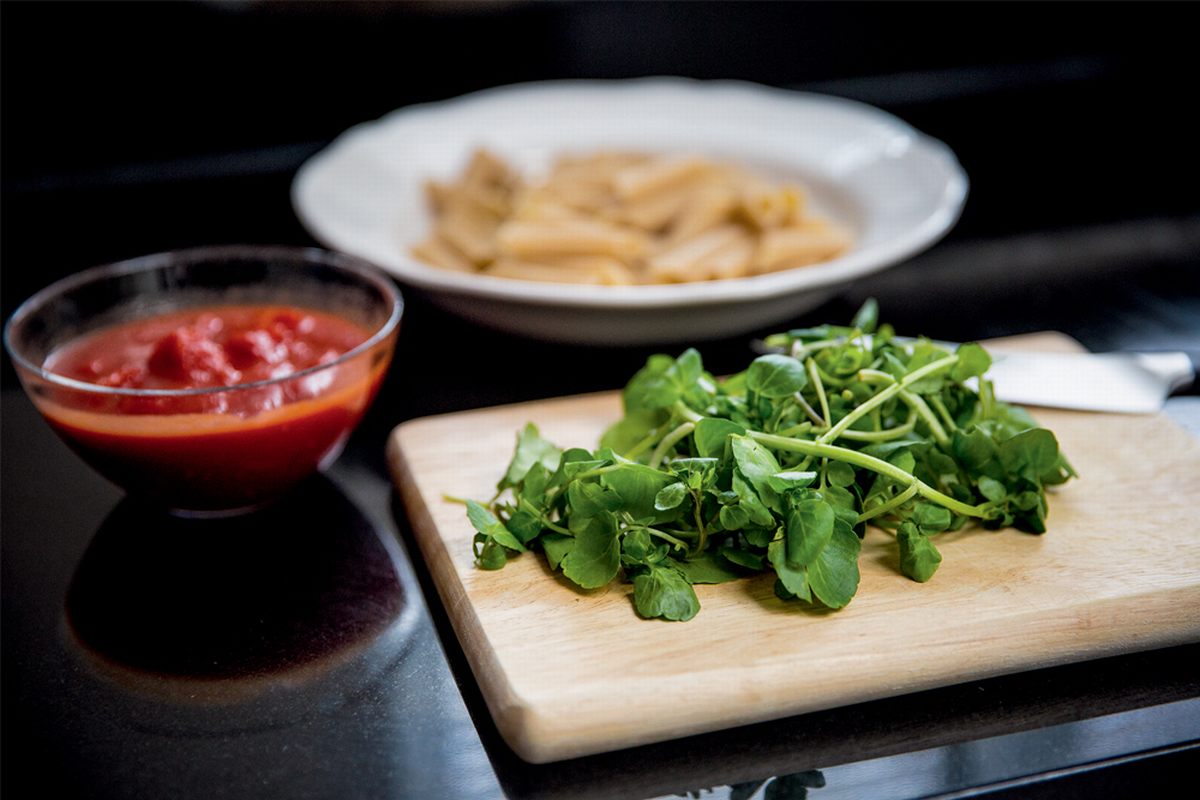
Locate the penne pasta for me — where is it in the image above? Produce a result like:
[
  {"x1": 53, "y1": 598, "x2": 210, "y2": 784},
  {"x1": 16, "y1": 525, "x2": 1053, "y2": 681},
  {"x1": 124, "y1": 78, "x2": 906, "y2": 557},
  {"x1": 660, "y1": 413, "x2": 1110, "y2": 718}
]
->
[
  {"x1": 754, "y1": 222, "x2": 853, "y2": 273},
  {"x1": 496, "y1": 219, "x2": 649, "y2": 260},
  {"x1": 411, "y1": 235, "x2": 476, "y2": 273},
  {"x1": 485, "y1": 256, "x2": 637, "y2": 285},
  {"x1": 410, "y1": 148, "x2": 852, "y2": 285}
]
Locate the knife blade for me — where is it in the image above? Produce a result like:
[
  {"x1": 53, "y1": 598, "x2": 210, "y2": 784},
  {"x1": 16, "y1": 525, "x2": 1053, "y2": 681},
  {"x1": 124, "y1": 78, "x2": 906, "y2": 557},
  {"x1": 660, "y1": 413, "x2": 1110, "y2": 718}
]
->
[{"x1": 984, "y1": 350, "x2": 1196, "y2": 413}]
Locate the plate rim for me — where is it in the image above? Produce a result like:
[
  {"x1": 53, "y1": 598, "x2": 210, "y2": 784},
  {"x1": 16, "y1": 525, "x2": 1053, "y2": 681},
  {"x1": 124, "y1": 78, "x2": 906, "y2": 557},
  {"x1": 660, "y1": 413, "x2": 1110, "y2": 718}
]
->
[{"x1": 292, "y1": 77, "x2": 968, "y2": 310}]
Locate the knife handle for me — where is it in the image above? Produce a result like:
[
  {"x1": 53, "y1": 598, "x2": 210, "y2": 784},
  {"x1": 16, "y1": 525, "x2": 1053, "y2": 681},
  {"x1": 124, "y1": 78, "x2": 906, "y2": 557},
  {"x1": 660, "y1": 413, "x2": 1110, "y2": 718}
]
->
[{"x1": 1140, "y1": 350, "x2": 1200, "y2": 396}]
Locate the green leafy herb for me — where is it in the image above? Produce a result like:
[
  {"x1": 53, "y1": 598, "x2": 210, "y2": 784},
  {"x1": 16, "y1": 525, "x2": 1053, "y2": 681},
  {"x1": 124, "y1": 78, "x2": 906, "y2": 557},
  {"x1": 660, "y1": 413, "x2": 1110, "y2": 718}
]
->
[{"x1": 463, "y1": 302, "x2": 1074, "y2": 620}]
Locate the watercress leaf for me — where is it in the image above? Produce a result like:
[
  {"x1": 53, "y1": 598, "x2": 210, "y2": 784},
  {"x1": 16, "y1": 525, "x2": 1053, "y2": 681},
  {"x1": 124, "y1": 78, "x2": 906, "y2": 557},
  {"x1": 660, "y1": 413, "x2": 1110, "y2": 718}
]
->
[
  {"x1": 830, "y1": 346, "x2": 869, "y2": 376},
  {"x1": 600, "y1": 409, "x2": 666, "y2": 455},
  {"x1": 977, "y1": 475, "x2": 1008, "y2": 502},
  {"x1": 862, "y1": 440, "x2": 920, "y2": 460},
  {"x1": 466, "y1": 499, "x2": 526, "y2": 552},
  {"x1": 602, "y1": 463, "x2": 678, "y2": 521},
  {"x1": 745, "y1": 526, "x2": 776, "y2": 548},
  {"x1": 768, "y1": 538, "x2": 812, "y2": 601},
  {"x1": 669, "y1": 457, "x2": 719, "y2": 476},
  {"x1": 633, "y1": 565, "x2": 700, "y2": 621},
  {"x1": 825, "y1": 460, "x2": 857, "y2": 488},
  {"x1": 654, "y1": 481, "x2": 688, "y2": 511},
  {"x1": 807, "y1": 524, "x2": 861, "y2": 608},
  {"x1": 951, "y1": 342, "x2": 992, "y2": 382},
  {"x1": 820, "y1": 484, "x2": 859, "y2": 514},
  {"x1": 567, "y1": 481, "x2": 622, "y2": 532},
  {"x1": 998, "y1": 403, "x2": 1042, "y2": 431},
  {"x1": 694, "y1": 417, "x2": 747, "y2": 458},
  {"x1": 720, "y1": 546, "x2": 764, "y2": 571},
  {"x1": 851, "y1": 297, "x2": 879, "y2": 334},
  {"x1": 999, "y1": 428, "x2": 1060, "y2": 483},
  {"x1": 562, "y1": 459, "x2": 607, "y2": 479},
  {"x1": 673, "y1": 552, "x2": 744, "y2": 584},
  {"x1": 561, "y1": 513, "x2": 620, "y2": 589},
  {"x1": 541, "y1": 533, "x2": 575, "y2": 571},
  {"x1": 505, "y1": 509, "x2": 544, "y2": 545},
  {"x1": 746, "y1": 354, "x2": 808, "y2": 398},
  {"x1": 912, "y1": 502, "x2": 952, "y2": 533},
  {"x1": 719, "y1": 504, "x2": 750, "y2": 531},
  {"x1": 898, "y1": 522, "x2": 942, "y2": 582},
  {"x1": 476, "y1": 536, "x2": 508, "y2": 570},
  {"x1": 952, "y1": 427, "x2": 998, "y2": 473},
  {"x1": 1013, "y1": 490, "x2": 1040, "y2": 511},
  {"x1": 520, "y1": 463, "x2": 552, "y2": 505},
  {"x1": 786, "y1": 498, "x2": 835, "y2": 567},
  {"x1": 731, "y1": 435, "x2": 783, "y2": 505},
  {"x1": 768, "y1": 470, "x2": 818, "y2": 493},
  {"x1": 887, "y1": 448, "x2": 917, "y2": 476},
  {"x1": 621, "y1": 528, "x2": 655, "y2": 563},
  {"x1": 499, "y1": 424, "x2": 562, "y2": 491},
  {"x1": 624, "y1": 354, "x2": 680, "y2": 412},
  {"x1": 733, "y1": 471, "x2": 776, "y2": 527}
]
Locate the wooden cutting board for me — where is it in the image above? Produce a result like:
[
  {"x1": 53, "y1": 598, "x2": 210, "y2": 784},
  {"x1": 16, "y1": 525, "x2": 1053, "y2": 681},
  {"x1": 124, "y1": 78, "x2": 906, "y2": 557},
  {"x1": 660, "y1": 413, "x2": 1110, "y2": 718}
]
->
[{"x1": 386, "y1": 333, "x2": 1200, "y2": 763}]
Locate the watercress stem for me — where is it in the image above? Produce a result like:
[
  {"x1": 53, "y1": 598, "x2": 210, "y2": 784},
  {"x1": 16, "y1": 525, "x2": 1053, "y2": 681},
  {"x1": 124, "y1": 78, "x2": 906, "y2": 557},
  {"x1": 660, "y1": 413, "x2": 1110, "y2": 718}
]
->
[
  {"x1": 820, "y1": 354, "x2": 958, "y2": 444},
  {"x1": 898, "y1": 389, "x2": 950, "y2": 446},
  {"x1": 807, "y1": 358, "x2": 832, "y2": 428},
  {"x1": 649, "y1": 422, "x2": 695, "y2": 469},
  {"x1": 750, "y1": 430, "x2": 989, "y2": 519},
  {"x1": 856, "y1": 484, "x2": 919, "y2": 524}
]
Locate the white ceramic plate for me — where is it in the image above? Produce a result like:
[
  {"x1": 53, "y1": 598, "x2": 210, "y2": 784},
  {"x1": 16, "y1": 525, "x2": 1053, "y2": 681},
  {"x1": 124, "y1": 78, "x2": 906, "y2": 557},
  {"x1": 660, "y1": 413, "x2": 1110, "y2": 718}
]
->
[{"x1": 292, "y1": 78, "x2": 967, "y2": 344}]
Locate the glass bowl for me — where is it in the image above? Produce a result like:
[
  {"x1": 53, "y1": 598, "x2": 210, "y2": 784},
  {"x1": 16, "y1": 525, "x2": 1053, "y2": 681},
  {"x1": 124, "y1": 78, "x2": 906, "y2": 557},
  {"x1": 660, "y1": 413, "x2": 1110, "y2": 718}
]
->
[{"x1": 4, "y1": 245, "x2": 402, "y2": 516}]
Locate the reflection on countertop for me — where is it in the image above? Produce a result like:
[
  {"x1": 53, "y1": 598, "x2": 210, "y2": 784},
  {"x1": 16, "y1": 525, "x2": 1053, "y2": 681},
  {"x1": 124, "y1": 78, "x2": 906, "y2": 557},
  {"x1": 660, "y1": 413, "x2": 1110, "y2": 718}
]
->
[{"x1": 63, "y1": 477, "x2": 415, "y2": 720}]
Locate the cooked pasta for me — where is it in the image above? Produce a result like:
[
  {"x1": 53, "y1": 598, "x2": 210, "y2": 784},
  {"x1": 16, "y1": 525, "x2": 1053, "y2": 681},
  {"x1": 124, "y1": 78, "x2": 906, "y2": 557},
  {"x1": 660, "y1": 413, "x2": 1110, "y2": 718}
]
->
[{"x1": 411, "y1": 149, "x2": 852, "y2": 285}]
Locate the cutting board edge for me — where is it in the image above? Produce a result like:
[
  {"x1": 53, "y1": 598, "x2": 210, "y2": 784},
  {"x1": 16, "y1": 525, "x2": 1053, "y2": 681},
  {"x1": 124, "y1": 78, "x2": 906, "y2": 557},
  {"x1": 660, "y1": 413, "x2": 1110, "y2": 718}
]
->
[
  {"x1": 387, "y1": 428, "x2": 537, "y2": 754},
  {"x1": 489, "y1": 592, "x2": 1200, "y2": 763}
]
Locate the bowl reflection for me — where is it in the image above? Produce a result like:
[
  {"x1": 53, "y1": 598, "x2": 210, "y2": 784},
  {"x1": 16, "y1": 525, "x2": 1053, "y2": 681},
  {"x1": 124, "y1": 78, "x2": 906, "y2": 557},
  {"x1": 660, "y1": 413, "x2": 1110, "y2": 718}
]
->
[{"x1": 63, "y1": 475, "x2": 416, "y2": 726}]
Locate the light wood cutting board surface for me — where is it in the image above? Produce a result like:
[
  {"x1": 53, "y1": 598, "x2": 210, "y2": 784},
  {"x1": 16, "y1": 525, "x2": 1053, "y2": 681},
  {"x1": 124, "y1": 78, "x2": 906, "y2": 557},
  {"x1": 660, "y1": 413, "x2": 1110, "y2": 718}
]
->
[{"x1": 387, "y1": 333, "x2": 1200, "y2": 763}]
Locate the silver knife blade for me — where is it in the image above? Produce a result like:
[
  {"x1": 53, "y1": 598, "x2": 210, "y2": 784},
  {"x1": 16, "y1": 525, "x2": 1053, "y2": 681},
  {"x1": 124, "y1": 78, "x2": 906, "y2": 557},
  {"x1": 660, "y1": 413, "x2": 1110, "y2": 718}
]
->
[{"x1": 985, "y1": 351, "x2": 1195, "y2": 413}]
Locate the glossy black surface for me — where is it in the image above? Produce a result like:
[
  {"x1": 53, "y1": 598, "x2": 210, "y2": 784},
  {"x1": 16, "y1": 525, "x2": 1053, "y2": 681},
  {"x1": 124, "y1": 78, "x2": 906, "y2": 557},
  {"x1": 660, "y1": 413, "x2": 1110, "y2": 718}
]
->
[{"x1": 4, "y1": 2, "x2": 1200, "y2": 798}]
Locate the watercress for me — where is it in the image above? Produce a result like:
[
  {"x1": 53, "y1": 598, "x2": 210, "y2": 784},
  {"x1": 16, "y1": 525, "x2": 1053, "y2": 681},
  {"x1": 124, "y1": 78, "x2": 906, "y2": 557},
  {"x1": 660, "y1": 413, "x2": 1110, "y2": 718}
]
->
[{"x1": 465, "y1": 303, "x2": 1075, "y2": 621}]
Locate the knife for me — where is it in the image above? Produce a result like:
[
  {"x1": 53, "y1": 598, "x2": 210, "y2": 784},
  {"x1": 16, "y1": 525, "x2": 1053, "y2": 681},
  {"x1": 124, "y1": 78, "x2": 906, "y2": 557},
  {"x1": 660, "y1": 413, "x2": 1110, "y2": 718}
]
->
[{"x1": 983, "y1": 350, "x2": 1196, "y2": 414}]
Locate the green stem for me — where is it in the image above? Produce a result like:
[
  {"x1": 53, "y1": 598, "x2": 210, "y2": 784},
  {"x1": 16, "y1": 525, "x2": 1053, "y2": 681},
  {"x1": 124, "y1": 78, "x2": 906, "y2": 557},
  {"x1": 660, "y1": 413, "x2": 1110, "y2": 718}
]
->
[
  {"x1": 790, "y1": 337, "x2": 845, "y2": 361},
  {"x1": 929, "y1": 395, "x2": 958, "y2": 434},
  {"x1": 691, "y1": 491, "x2": 708, "y2": 555},
  {"x1": 675, "y1": 402, "x2": 704, "y2": 424},
  {"x1": 574, "y1": 463, "x2": 625, "y2": 481},
  {"x1": 807, "y1": 358, "x2": 832, "y2": 429},
  {"x1": 776, "y1": 420, "x2": 814, "y2": 438},
  {"x1": 649, "y1": 422, "x2": 695, "y2": 469},
  {"x1": 856, "y1": 484, "x2": 919, "y2": 524},
  {"x1": 792, "y1": 391, "x2": 826, "y2": 427},
  {"x1": 819, "y1": 354, "x2": 958, "y2": 444},
  {"x1": 517, "y1": 497, "x2": 573, "y2": 536},
  {"x1": 837, "y1": 408, "x2": 917, "y2": 442},
  {"x1": 898, "y1": 389, "x2": 950, "y2": 446},
  {"x1": 750, "y1": 431, "x2": 988, "y2": 519},
  {"x1": 623, "y1": 427, "x2": 664, "y2": 460},
  {"x1": 639, "y1": 526, "x2": 690, "y2": 551}
]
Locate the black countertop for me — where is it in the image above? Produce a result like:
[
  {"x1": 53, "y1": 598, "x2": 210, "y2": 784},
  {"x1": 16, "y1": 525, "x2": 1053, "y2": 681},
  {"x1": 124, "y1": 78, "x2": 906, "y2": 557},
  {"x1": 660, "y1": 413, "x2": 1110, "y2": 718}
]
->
[
  {"x1": 4, "y1": 3, "x2": 1200, "y2": 797},
  {"x1": 4, "y1": 238, "x2": 1199, "y2": 798}
]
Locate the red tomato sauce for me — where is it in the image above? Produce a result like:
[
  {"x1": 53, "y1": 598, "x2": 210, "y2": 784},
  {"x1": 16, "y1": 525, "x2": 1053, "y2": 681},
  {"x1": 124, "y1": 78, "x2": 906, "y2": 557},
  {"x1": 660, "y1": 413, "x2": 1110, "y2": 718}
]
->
[{"x1": 37, "y1": 305, "x2": 389, "y2": 512}]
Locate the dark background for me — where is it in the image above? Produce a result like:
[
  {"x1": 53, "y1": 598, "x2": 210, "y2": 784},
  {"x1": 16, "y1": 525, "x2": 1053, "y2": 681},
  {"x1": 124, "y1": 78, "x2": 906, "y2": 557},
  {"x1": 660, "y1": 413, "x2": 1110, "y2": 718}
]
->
[
  {"x1": 3, "y1": 0, "x2": 1198, "y2": 318},
  {"x1": 4, "y1": 3, "x2": 1199, "y2": 798}
]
